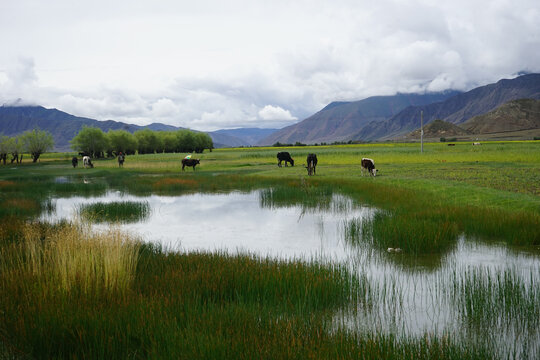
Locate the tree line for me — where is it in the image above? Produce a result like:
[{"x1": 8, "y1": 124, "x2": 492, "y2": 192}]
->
[
  {"x1": 71, "y1": 127, "x2": 214, "y2": 158},
  {"x1": 0, "y1": 129, "x2": 54, "y2": 164},
  {"x1": 0, "y1": 127, "x2": 214, "y2": 164}
]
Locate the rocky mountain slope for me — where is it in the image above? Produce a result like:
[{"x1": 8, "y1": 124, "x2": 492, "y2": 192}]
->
[
  {"x1": 461, "y1": 98, "x2": 540, "y2": 134},
  {"x1": 258, "y1": 92, "x2": 460, "y2": 145},
  {"x1": 354, "y1": 73, "x2": 540, "y2": 141}
]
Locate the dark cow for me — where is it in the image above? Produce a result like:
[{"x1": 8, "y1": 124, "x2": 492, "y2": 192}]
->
[
  {"x1": 182, "y1": 158, "x2": 200, "y2": 171},
  {"x1": 72, "y1": 157, "x2": 78, "y2": 168},
  {"x1": 277, "y1": 152, "x2": 294, "y2": 167},
  {"x1": 305, "y1": 153, "x2": 317, "y2": 176},
  {"x1": 361, "y1": 158, "x2": 377, "y2": 176},
  {"x1": 117, "y1": 152, "x2": 125, "y2": 167}
]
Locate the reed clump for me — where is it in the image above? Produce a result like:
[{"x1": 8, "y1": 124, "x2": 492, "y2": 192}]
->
[
  {"x1": 0, "y1": 221, "x2": 140, "y2": 299},
  {"x1": 357, "y1": 211, "x2": 459, "y2": 255},
  {"x1": 78, "y1": 201, "x2": 151, "y2": 223}
]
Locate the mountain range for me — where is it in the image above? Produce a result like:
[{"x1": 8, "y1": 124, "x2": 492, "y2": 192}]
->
[
  {"x1": 259, "y1": 91, "x2": 461, "y2": 145},
  {"x1": 258, "y1": 73, "x2": 540, "y2": 145},
  {"x1": 2, "y1": 74, "x2": 539, "y2": 150},
  {"x1": 0, "y1": 105, "x2": 273, "y2": 151}
]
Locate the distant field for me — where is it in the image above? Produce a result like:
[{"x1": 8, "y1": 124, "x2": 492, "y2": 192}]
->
[{"x1": 34, "y1": 140, "x2": 540, "y2": 209}]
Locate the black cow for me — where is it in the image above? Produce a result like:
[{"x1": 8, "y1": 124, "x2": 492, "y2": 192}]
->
[
  {"x1": 305, "y1": 153, "x2": 317, "y2": 176},
  {"x1": 182, "y1": 158, "x2": 200, "y2": 171},
  {"x1": 117, "y1": 153, "x2": 125, "y2": 167},
  {"x1": 277, "y1": 152, "x2": 294, "y2": 167},
  {"x1": 361, "y1": 158, "x2": 377, "y2": 176},
  {"x1": 72, "y1": 157, "x2": 78, "y2": 168}
]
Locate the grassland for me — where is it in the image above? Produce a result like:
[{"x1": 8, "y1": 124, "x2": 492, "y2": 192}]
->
[{"x1": 0, "y1": 141, "x2": 539, "y2": 359}]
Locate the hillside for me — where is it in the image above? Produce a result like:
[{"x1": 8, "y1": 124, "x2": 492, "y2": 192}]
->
[
  {"x1": 461, "y1": 99, "x2": 540, "y2": 134},
  {"x1": 258, "y1": 92, "x2": 461, "y2": 145},
  {"x1": 0, "y1": 106, "x2": 180, "y2": 151},
  {"x1": 354, "y1": 73, "x2": 540, "y2": 141},
  {"x1": 404, "y1": 119, "x2": 471, "y2": 140}
]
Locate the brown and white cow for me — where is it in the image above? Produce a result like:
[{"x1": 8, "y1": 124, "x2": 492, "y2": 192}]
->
[{"x1": 361, "y1": 158, "x2": 377, "y2": 176}]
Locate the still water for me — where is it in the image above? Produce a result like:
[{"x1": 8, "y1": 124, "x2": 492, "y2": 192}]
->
[
  {"x1": 40, "y1": 189, "x2": 539, "y2": 357},
  {"x1": 41, "y1": 190, "x2": 374, "y2": 258}
]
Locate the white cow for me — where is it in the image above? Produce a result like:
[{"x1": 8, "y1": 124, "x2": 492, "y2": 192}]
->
[{"x1": 83, "y1": 156, "x2": 94, "y2": 168}]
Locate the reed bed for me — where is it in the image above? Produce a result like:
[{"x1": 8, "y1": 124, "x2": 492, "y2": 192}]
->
[{"x1": 77, "y1": 201, "x2": 151, "y2": 223}]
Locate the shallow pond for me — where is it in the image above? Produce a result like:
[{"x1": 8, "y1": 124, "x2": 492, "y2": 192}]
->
[
  {"x1": 40, "y1": 189, "x2": 540, "y2": 358},
  {"x1": 41, "y1": 190, "x2": 374, "y2": 258}
]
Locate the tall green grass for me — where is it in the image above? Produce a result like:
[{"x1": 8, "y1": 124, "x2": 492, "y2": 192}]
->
[
  {"x1": 78, "y1": 201, "x2": 151, "y2": 223},
  {"x1": 1, "y1": 222, "x2": 140, "y2": 299}
]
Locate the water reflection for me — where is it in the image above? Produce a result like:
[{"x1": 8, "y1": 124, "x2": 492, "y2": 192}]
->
[{"x1": 41, "y1": 190, "x2": 375, "y2": 259}]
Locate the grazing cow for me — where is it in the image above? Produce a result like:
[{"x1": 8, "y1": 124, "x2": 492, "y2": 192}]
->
[
  {"x1": 182, "y1": 158, "x2": 200, "y2": 171},
  {"x1": 117, "y1": 152, "x2": 125, "y2": 167},
  {"x1": 305, "y1": 153, "x2": 318, "y2": 176},
  {"x1": 82, "y1": 156, "x2": 94, "y2": 169},
  {"x1": 72, "y1": 157, "x2": 78, "y2": 168},
  {"x1": 361, "y1": 158, "x2": 377, "y2": 176},
  {"x1": 277, "y1": 152, "x2": 294, "y2": 167},
  {"x1": 472, "y1": 142, "x2": 481, "y2": 146}
]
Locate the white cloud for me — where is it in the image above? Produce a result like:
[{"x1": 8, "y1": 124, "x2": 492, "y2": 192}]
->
[
  {"x1": 1, "y1": 0, "x2": 539, "y2": 130},
  {"x1": 258, "y1": 105, "x2": 297, "y2": 121}
]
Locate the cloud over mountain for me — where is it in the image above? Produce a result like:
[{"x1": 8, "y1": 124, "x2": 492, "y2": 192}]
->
[{"x1": 1, "y1": 0, "x2": 539, "y2": 131}]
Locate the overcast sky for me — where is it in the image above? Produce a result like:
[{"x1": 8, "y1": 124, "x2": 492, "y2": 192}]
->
[{"x1": 1, "y1": 0, "x2": 539, "y2": 131}]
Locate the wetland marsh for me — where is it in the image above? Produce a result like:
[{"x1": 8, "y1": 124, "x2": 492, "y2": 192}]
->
[{"x1": 1, "y1": 141, "x2": 539, "y2": 359}]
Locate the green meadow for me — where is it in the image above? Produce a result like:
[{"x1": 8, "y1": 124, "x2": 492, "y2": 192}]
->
[{"x1": 0, "y1": 141, "x2": 539, "y2": 359}]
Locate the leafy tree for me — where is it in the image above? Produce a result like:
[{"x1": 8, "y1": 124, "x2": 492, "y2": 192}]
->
[
  {"x1": 7, "y1": 136, "x2": 23, "y2": 163},
  {"x1": 159, "y1": 131, "x2": 178, "y2": 153},
  {"x1": 193, "y1": 132, "x2": 213, "y2": 153},
  {"x1": 0, "y1": 134, "x2": 9, "y2": 165},
  {"x1": 70, "y1": 126, "x2": 109, "y2": 158},
  {"x1": 175, "y1": 130, "x2": 196, "y2": 153},
  {"x1": 107, "y1": 130, "x2": 138, "y2": 155},
  {"x1": 20, "y1": 129, "x2": 55, "y2": 163},
  {"x1": 134, "y1": 129, "x2": 161, "y2": 154}
]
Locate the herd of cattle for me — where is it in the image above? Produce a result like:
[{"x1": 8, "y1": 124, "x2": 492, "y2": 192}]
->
[{"x1": 70, "y1": 151, "x2": 378, "y2": 176}]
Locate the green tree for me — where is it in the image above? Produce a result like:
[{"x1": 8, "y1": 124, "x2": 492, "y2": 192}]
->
[
  {"x1": 0, "y1": 134, "x2": 9, "y2": 165},
  {"x1": 20, "y1": 129, "x2": 55, "y2": 163},
  {"x1": 193, "y1": 132, "x2": 213, "y2": 153},
  {"x1": 70, "y1": 126, "x2": 109, "y2": 158},
  {"x1": 107, "y1": 130, "x2": 138, "y2": 155},
  {"x1": 175, "y1": 130, "x2": 196, "y2": 153},
  {"x1": 134, "y1": 129, "x2": 161, "y2": 154},
  {"x1": 158, "y1": 131, "x2": 177, "y2": 153},
  {"x1": 7, "y1": 136, "x2": 23, "y2": 163}
]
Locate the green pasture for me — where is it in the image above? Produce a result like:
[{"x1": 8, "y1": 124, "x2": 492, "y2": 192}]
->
[{"x1": 0, "y1": 141, "x2": 539, "y2": 359}]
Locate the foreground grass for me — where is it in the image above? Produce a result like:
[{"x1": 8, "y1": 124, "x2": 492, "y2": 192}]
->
[{"x1": 0, "y1": 222, "x2": 494, "y2": 359}]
